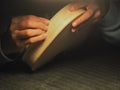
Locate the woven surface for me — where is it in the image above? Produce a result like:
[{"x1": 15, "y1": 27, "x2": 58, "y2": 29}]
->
[{"x1": 0, "y1": 32, "x2": 120, "y2": 90}]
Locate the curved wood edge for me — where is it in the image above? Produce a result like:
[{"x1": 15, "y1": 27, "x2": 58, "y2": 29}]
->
[{"x1": 22, "y1": 4, "x2": 85, "y2": 70}]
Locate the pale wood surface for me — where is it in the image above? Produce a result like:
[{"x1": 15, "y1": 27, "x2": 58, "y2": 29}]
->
[{"x1": 23, "y1": 4, "x2": 85, "y2": 70}]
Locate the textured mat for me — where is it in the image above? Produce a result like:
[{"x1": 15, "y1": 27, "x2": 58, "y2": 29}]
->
[{"x1": 0, "y1": 32, "x2": 120, "y2": 90}]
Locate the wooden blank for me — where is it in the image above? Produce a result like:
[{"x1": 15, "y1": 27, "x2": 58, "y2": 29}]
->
[{"x1": 22, "y1": 4, "x2": 85, "y2": 70}]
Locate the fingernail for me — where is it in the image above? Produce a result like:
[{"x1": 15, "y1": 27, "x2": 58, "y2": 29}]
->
[
  {"x1": 71, "y1": 29, "x2": 76, "y2": 33},
  {"x1": 45, "y1": 26, "x2": 48, "y2": 30},
  {"x1": 70, "y1": 7, "x2": 74, "y2": 11},
  {"x1": 45, "y1": 20, "x2": 50, "y2": 25},
  {"x1": 43, "y1": 33, "x2": 47, "y2": 37},
  {"x1": 72, "y1": 22, "x2": 77, "y2": 27}
]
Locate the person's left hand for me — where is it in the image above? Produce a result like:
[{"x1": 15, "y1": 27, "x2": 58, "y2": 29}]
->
[{"x1": 10, "y1": 15, "x2": 50, "y2": 48}]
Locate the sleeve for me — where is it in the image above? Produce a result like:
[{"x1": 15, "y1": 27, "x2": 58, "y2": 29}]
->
[
  {"x1": 0, "y1": 0, "x2": 25, "y2": 63},
  {"x1": 0, "y1": 16, "x2": 13, "y2": 63},
  {"x1": 0, "y1": 39, "x2": 14, "y2": 63},
  {"x1": 99, "y1": 1, "x2": 120, "y2": 46},
  {"x1": 0, "y1": 31, "x2": 26, "y2": 63}
]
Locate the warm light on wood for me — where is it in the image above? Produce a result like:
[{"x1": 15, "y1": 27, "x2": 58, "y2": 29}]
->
[{"x1": 23, "y1": 4, "x2": 85, "y2": 70}]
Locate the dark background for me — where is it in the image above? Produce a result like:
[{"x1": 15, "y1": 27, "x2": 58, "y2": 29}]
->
[{"x1": 0, "y1": 1, "x2": 120, "y2": 90}]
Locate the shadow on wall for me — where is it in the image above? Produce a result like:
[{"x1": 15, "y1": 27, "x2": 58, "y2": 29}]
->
[{"x1": 1, "y1": 0, "x2": 74, "y2": 19}]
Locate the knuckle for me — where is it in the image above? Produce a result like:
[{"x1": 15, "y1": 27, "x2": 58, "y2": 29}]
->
[
  {"x1": 26, "y1": 15, "x2": 35, "y2": 19},
  {"x1": 22, "y1": 19, "x2": 32, "y2": 27},
  {"x1": 26, "y1": 15, "x2": 35, "y2": 22},
  {"x1": 21, "y1": 15, "x2": 34, "y2": 27},
  {"x1": 24, "y1": 30, "x2": 30, "y2": 36}
]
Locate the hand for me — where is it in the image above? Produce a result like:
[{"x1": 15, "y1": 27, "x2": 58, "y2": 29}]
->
[
  {"x1": 69, "y1": 0, "x2": 109, "y2": 32},
  {"x1": 10, "y1": 15, "x2": 50, "y2": 48}
]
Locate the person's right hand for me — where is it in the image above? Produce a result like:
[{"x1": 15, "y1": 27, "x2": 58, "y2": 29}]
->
[
  {"x1": 69, "y1": 0, "x2": 109, "y2": 32},
  {"x1": 10, "y1": 15, "x2": 50, "y2": 48}
]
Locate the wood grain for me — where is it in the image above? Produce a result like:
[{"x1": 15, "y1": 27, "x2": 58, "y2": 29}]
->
[{"x1": 23, "y1": 4, "x2": 85, "y2": 70}]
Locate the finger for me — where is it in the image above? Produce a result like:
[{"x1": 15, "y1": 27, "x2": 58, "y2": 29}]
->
[
  {"x1": 69, "y1": 2, "x2": 88, "y2": 11},
  {"x1": 24, "y1": 15, "x2": 50, "y2": 25},
  {"x1": 15, "y1": 33, "x2": 47, "y2": 47},
  {"x1": 18, "y1": 20, "x2": 49, "y2": 31},
  {"x1": 72, "y1": 9, "x2": 94, "y2": 28},
  {"x1": 24, "y1": 33, "x2": 47, "y2": 45},
  {"x1": 12, "y1": 15, "x2": 49, "y2": 31},
  {"x1": 39, "y1": 17, "x2": 50, "y2": 25},
  {"x1": 14, "y1": 29, "x2": 45, "y2": 40},
  {"x1": 71, "y1": 15, "x2": 96, "y2": 32},
  {"x1": 14, "y1": 15, "x2": 50, "y2": 25},
  {"x1": 93, "y1": 10, "x2": 104, "y2": 23},
  {"x1": 11, "y1": 20, "x2": 49, "y2": 32},
  {"x1": 71, "y1": 28, "x2": 77, "y2": 33},
  {"x1": 71, "y1": 10, "x2": 100, "y2": 32}
]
